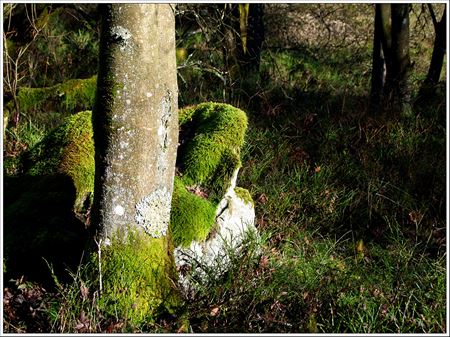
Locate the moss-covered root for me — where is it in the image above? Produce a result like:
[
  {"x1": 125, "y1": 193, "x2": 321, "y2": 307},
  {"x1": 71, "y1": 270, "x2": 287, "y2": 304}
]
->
[
  {"x1": 178, "y1": 102, "x2": 248, "y2": 200},
  {"x1": 98, "y1": 229, "x2": 181, "y2": 328},
  {"x1": 170, "y1": 177, "x2": 217, "y2": 248},
  {"x1": 25, "y1": 110, "x2": 94, "y2": 213}
]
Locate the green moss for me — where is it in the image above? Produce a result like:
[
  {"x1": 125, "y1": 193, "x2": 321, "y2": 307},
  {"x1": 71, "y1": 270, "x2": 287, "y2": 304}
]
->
[
  {"x1": 234, "y1": 187, "x2": 254, "y2": 206},
  {"x1": 170, "y1": 177, "x2": 217, "y2": 247},
  {"x1": 178, "y1": 102, "x2": 248, "y2": 200},
  {"x1": 11, "y1": 102, "x2": 249, "y2": 252},
  {"x1": 7, "y1": 76, "x2": 97, "y2": 125},
  {"x1": 98, "y1": 228, "x2": 180, "y2": 328},
  {"x1": 25, "y1": 110, "x2": 94, "y2": 212},
  {"x1": 172, "y1": 102, "x2": 249, "y2": 247}
]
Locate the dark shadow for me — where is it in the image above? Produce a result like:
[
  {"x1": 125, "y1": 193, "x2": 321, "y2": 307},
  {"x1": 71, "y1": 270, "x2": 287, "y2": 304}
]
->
[{"x1": 3, "y1": 173, "x2": 89, "y2": 286}]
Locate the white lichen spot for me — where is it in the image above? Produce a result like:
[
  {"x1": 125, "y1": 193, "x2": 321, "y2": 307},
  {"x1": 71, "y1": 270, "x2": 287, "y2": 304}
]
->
[
  {"x1": 158, "y1": 125, "x2": 164, "y2": 136},
  {"x1": 111, "y1": 25, "x2": 132, "y2": 41},
  {"x1": 135, "y1": 188, "x2": 171, "y2": 238},
  {"x1": 111, "y1": 25, "x2": 133, "y2": 52},
  {"x1": 114, "y1": 205, "x2": 125, "y2": 216}
]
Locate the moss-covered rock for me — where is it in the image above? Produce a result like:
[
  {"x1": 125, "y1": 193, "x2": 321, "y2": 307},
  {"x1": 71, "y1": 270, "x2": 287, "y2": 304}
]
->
[
  {"x1": 170, "y1": 177, "x2": 217, "y2": 247},
  {"x1": 4, "y1": 76, "x2": 97, "y2": 127},
  {"x1": 4, "y1": 102, "x2": 251, "y2": 281},
  {"x1": 177, "y1": 102, "x2": 248, "y2": 201},
  {"x1": 3, "y1": 111, "x2": 94, "y2": 282},
  {"x1": 24, "y1": 110, "x2": 94, "y2": 213},
  {"x1": 234, "y1": 187, "x2": 254, "y2": 206}
]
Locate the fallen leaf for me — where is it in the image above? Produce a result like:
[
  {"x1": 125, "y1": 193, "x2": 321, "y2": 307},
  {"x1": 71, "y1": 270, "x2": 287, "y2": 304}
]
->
[
  {"x1": 210, "y1": 307, "x2": 220, "y2": 316},
  {"x1": 75, "y1": 323, "x2": 85, "y2": 330},
  {"x1": 314, "y1": 166, "x2": 321, "y2": 173},
  {"x1": 257, "y1": 193, "x2": 268, "y2": 204},
  {"x1": 259, "y1": 255, "x2": 269, "y2": 269},
  {"x1": 304, "y1": 236, "x2": 310, "y2": 245},
  {"x1": 356, "y1": 239, "x2": 365, "y2": 260},
  {"x1": 408, "y1": 211, "x2": 423, "y2": 224},
  {"x1": 80, "y1": 283, "x2": 89, "y2": 301}
]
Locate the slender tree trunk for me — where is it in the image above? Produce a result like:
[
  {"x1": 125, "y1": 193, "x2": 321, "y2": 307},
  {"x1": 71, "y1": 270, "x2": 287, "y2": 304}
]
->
[
  {"x1": 238, "y1": 4, "x2": 265, "y2": 75},
  {"x1": 421, "y1": 6, "x2": 446, "y2": 92},
  {"x1": 92, "y1": 3, "x2": 180, "y2": 321},
  {"x1": 391, "y1": 4, "x2": 411, "y2": 114},
  {"x1": 379, "y1": 4, "x2": 392, "y2": 83},
  {"x1": 370, "y1": 4, "x2": 386, "y2": 113},
  {"x1": 222, "y1": 4, "x2": 265, "y2": 104}
]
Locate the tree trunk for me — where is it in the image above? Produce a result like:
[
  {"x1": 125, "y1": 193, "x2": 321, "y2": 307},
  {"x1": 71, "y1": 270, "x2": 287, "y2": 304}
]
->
[
  {"x1": 222, "y1": 4, "x2": 265, "y2": 105},
  {"x1": 419, "y1": 6, "x2": 446, "y2": 96},
  {"x1": 379, "y1": 4, "x2": 392, "y2": 82},
  {"x1": 390, "y1": 4, "x2": 411, "y2": 114},
  {"x1": 370, "y1": 4, "x2": 386, "y2": 113},
  {"x1": 237, "y1": 4, "x2": 265, "y2": 75},
  {"x1": 92, "y1": 3, "x2": 180, "y2": 322}
]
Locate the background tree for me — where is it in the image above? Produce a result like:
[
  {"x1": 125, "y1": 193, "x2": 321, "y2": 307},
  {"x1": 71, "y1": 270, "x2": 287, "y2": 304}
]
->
[
  {"x1": 223, "y1": 4, "x2": 265, "y2": 103},
  {"x1": 370, "y1": 4, "x2": 411, "y2": 114},
  {"x1": 91, "y1": 3, "x2": 180, "y2": 323},
  {"x1": 417, "y1": 5, "x2": 446, "y2": 103},
  {"x1": 370, "y1": 4, "x2": 386, "y2": 112},
  {"x1": 389, "y1": 4, "x2": 411, "y2": 114}
]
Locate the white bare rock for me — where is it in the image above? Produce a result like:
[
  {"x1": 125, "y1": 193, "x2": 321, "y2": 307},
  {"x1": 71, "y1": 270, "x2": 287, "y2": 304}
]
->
[{"x1": 174, "y1": 168, "x2": 257, "y2": 289}]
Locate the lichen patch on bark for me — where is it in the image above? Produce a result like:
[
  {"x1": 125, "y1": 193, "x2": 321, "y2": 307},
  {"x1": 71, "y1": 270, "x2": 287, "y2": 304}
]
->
[
  {"x1": 110, "y1": 25, "x2": 133, "y2": 52},
  {"x1": 135, "y1": 187, "x2": 172, "y2": 237}
]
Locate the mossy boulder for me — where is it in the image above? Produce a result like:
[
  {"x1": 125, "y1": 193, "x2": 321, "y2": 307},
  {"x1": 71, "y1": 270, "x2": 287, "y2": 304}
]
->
[
  {"x1": 171, "y1": 177, "x2": 217, "y2": 247},
  {"x1": 24, "y1": 110, "x2": 94, "y2": 213},
  {"x1": 177, "y1": 102, "x2": 248, "y2": 201},
  {"x1": 4, "y1": 102, "x2": 253, "y2": 282},
  {"x1": 4, "y1": 76, "x2": 97, "y2": 128},
  {"x1": 3, "y1": 111, "x2": 94, "y2": 282}
]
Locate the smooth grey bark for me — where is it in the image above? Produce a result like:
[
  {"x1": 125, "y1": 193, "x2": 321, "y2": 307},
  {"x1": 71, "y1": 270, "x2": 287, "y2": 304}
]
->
[{"x1": 92, "y1": 4, "x2": 178, "y2": 241}]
